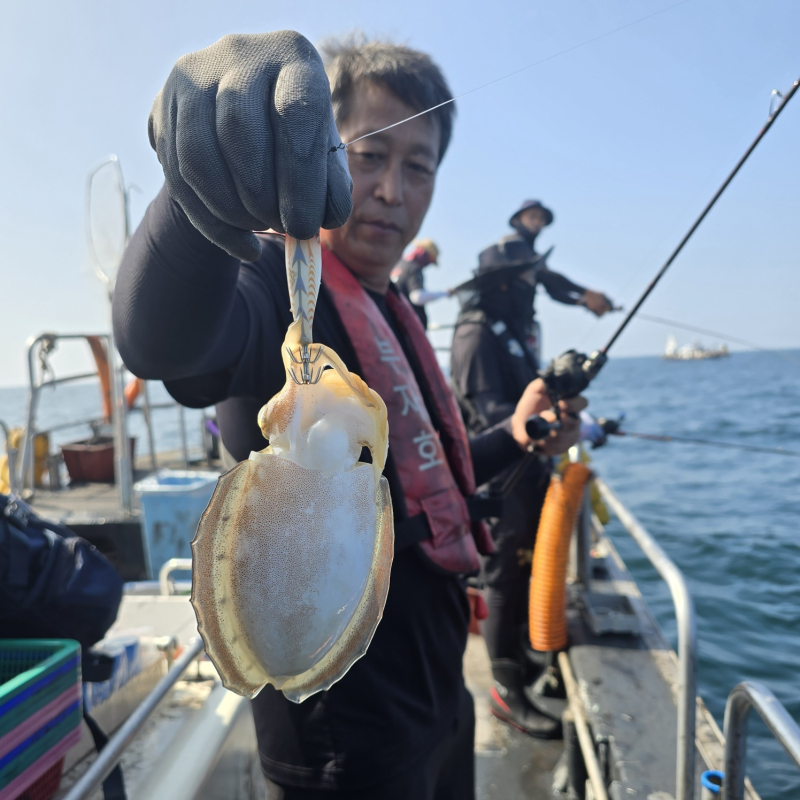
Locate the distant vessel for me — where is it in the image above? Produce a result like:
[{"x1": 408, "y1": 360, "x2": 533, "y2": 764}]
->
[{"x1": 663, "y1": 334, "x2": 729, "y2": 361}]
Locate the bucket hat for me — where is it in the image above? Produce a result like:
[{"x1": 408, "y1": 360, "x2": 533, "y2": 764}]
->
[{"x1": 509, "y1": 199, "x2": 554, "y2": 228}]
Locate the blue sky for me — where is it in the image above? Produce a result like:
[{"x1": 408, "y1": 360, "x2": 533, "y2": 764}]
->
[{"x1": 0, "y1": 0, "x2": 798, "y2": 386}]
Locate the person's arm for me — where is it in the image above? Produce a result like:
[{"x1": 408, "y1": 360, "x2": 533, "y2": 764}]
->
[
  {"x1": 536, "y1": 266, "x2": 586, "y2": 305},
  {"x1": 538, "y1": 267, "x2": 613, "y2": 315},
  {"x1": 469, "y1": 418, "x2": 522, "y2": 486},
  {"x1": 468, "y1": 382, "x2": 588, "y2": 487},
  {"x1": 113, "y1": 186, "x2": 248, "y2": 382},
  {"x1": 114, "y1": 31, "x2": 353, "y2": 383},
  {"x1": 408, "y1": 288, "x2": 449, "y2": 305}
]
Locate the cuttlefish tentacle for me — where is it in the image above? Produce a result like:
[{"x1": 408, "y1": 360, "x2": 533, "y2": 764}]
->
[{"x1": 191, "y1": 234, "x2": 394, "y2": 702}]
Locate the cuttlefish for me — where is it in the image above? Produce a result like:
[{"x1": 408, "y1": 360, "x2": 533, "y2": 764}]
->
[{"x1": 191, "y1": 235, "x2": 394, "y2": 703}]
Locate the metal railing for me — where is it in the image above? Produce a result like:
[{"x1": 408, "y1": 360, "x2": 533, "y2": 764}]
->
[
  {"x1": 722, "y1": 682, "x2": 800, "y2": 800},
  {"x1": 159, "y1": 558, "x2": 193, "y2": 596},
  {"x1": 19, "y1": 333, "x2": 118, "y2": 500},
  {"x1": 594, "y1": 477, "x2": 697, "y2": 800},
  {"x1": 61, "y1": 637, "x2": 205, "y2": 800},
  {"x1": 568, "y1": 446, "x2": 592, "y2": 586},
  {"x1": 16, "y1": 332, "x2": 200, "y2": 505}
]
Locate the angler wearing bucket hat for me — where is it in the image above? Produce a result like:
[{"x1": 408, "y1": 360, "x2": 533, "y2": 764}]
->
[
  {"x1": 504, "y1": 199, "x2": 614, "y2": 318},
  {"x1": 390, "y1": 238, "x2": 449, "y2": 328},
  {"x1": 449, "y1": 209, "x2": 611, "y2": 739}
]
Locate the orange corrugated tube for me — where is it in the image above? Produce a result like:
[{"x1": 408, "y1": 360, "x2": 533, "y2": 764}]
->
[{"x1": 529, "y1": 462, "x2": 592, "y2": 652}]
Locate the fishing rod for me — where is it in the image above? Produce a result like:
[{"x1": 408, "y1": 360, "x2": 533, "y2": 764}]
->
[
  {"x1": 505, "y1": 73, "x2": 800, "y2": 489},
  {"x1": 610, "y1": 430, "x2": 800, "y2": 458},
  {"x1": 529, "y1": 75, "x2": 800, "y2": 424}
]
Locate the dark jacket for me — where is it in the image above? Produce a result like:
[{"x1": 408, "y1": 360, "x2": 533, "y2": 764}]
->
[{"x1": 499, "y1": 232, "x2": 587, "y2": 309}]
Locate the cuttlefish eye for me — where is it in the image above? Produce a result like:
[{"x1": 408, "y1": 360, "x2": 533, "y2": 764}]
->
[{"x1": 191, "y1": 235, "x2": 394, "y2": 703}]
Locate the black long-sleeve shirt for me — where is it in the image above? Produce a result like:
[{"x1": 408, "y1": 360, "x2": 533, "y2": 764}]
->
[
  {"x1": 537, "y1": 265, "x2": 587, "y2": 305},
  {"x1": 113, "y1": 186, "x2": 524, "y2": 789}
]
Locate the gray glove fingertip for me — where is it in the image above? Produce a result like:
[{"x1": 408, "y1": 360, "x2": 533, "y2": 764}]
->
[
  {"x1": 202, "y1": 221, "x2": 262, "y2": 262},
  {"x1": 148, "y1": 90, "x2": 164, "y2": 153},
  {"x1": 272, "y1": 58, "x2": 330, "y2": 238}
]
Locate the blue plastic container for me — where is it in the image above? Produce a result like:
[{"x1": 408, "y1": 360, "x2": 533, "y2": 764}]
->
[
  {"x1": 82, "y1": 637, "x2": 141, "y2": 714},
  {"x1": 134, "y1": 469, "x2": 219, "y2": 579}
]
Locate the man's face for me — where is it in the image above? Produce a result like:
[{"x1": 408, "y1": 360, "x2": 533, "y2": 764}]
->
[
  {"x1": 321, "y1": 82, "x2": 440, "y2": 292},
  {"x1": 519, "y1": 207, "x2": 548, "y2": 236}
]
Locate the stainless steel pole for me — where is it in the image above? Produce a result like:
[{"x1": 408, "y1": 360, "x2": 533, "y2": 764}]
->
[
  {"x1": 568, "y1": 445, "x2": 591, "y2": 586},
  {"x1": 108, "y1": 328, "x2": 132, "y2": 514},
  {"x1": 61, "y1": 638, "x2": 205, "y2": 800},
  {"x1": 722, "y1": 681, "x2": 800, "y2": 800},
  {"x1": 178, "y1": 405, "x2": 189, "y2": 467},
  {"x1": 142, "y1": 380, "x2": 158, "y2": 473},
  {"x1": 597, "y1": 479, "x2": 697, "y2": 800}
]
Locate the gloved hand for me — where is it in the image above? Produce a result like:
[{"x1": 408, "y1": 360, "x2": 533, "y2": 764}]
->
[
  {"x1": 149, "y1": 31, "x2": 353, "y2": 262},
  {"x1": 578, "y1": 290, "x2": 614, "y2": 317}
]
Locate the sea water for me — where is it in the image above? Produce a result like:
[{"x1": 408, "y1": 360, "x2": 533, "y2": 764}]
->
[{"x1": 1, "y1": 351, "x2": 799, "y2": 796}]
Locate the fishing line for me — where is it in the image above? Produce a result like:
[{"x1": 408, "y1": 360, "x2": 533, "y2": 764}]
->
[
  {"x1": 636, "y1": 314, "x2": 800, "y2": 366},
  {"x1": 331, "y1": 0, "x2": 694, "y2": 151},
  {"x1": 599, "y1": 76, "x2": 800, "y2": 357},
  {"x1": 612, "y1": 430, "x2": 800, "y2": 458}
]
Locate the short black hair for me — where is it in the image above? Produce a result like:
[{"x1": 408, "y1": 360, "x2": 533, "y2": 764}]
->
[{"x1": 321, "y1": 34, "x2": 455, "y2": 164}]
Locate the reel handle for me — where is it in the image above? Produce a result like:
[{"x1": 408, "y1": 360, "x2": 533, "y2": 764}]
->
[{"x1": 525, "y1": 415, "x2": 561, "y2": 440}]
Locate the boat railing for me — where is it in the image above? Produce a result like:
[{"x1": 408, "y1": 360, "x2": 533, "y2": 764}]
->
[
  {"x1": 159, "y1": 558, "x2": 193, "y2": 596},
  {"x1": 591, "y1": 475, "x2": 697, "y2": 800},
  {"x1": 722, "y1": 681, "x2": 800, "y2": 800},
  {"x1": 17, "y1": 332, "x2": 200, "y2": 503},
  {"x1": 20, "y1": 333, "x2": 115, "y2": 499},
  {"x1": 61, "y1": 637, "x2": 205, "y2": 800}
]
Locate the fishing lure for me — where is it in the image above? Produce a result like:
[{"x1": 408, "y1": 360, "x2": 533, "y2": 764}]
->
[{"x1": 191, "y1": 235, "x2": 394, "y2": 703}]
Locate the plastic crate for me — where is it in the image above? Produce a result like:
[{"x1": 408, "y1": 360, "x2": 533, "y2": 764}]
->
[
  {"x1": 0, "y1": 641, "x2": 81, "y2": 800},
  {"x1": 134, "y1": 469, "x2": 219, "y2": 579},
  {"x1": 14, "y1": 756, "x2": 64, "y2": 800}
]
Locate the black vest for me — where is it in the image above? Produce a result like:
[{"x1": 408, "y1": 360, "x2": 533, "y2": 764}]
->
[{"x1": 453, "y1": 308, "x2": 540, "y2": 434}]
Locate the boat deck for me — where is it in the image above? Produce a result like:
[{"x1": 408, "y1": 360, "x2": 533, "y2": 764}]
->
[
  {"x1": 466, "y1": 636, "x2": 563, "y2": 799},
  {"x1": 29, "y1": 451, "x2": 220, "y2": 523}
]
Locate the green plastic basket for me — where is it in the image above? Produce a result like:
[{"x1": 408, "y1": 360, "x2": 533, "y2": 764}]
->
[
  {"x1": 0, "y1": 641, "x2": 81, "y2": 741},
  {"x1": 0, "y1": 705, "x2": 82, "y2": 787}
]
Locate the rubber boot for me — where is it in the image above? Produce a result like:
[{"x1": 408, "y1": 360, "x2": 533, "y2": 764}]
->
[
  {"x1": 523, "y1": 650, "x2": 568, "y2": 722},
  {"x1": 489, "y1": 660, "x2": 562, "y2": 739}
]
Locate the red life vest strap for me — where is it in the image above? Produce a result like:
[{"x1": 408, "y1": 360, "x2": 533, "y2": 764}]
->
[{"x1": 321, "y1": 248, "x2": 492, "y2": 574}]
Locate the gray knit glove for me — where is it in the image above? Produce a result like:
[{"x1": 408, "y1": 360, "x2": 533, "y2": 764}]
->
[{"x1": 149, "y1": 31, "x2": 352, "y2": 261}]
